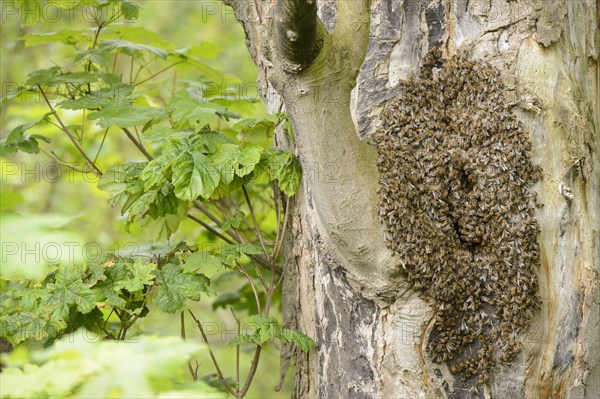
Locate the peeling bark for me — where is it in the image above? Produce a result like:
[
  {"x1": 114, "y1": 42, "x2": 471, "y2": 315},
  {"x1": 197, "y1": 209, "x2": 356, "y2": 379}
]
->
[{"x1": 223, "y1": 0, "x2": 599, "y2": 397}]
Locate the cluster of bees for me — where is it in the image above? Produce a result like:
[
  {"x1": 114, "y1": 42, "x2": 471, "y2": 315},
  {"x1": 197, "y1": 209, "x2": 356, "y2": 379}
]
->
[{"x1": 373, "y1": 50, "x2": 542, "y2": 385}]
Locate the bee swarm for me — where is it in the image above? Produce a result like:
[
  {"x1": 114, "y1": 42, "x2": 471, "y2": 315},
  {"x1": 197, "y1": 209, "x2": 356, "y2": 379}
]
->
[{"x1": 373, "y1": 50, "x2": 542, "y2": 384}]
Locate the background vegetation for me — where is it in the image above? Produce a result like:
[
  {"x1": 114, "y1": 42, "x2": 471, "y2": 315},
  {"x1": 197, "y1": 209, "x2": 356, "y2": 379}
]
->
[{"x1": 0, "y1": 1, "x2": 304, "y2": 398}]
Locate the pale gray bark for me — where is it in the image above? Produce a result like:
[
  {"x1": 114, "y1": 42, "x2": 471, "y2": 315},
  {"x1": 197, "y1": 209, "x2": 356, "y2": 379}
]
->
[{"x1": 224, "y1": 0, "x2": 599, "y2": 398}]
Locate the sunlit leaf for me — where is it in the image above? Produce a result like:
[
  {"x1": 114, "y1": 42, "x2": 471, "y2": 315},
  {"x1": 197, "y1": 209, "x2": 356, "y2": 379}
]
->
[
  {"x1": 113, "y1": 258, "x2": 156, "y2": 293},
  {"x1": 88, "y1": 103, "x2": 164, "y2": 128},
  {"x1": 20, "y1": 29, "x2": 86, "y2": 47},
  {"x1": 0, "y1": 114, "x2": 51, "y2": 156},
  {"x1": 153, "y1": 264, "x2": 211, "y2": 313},
  {"x1": 182, "y1": 252, "x2": 223, "y2": 278},
  {"x1": 168, "y1": 90, "x2": 234, "y2": 131},
  {"x1": 210, "y1": 143, "x2": 262, "y2": 184},
  {"x1": 25, "y1": 66, "x2": 61, "y2": 86},
  {"x1": 171, "y1": 151, "x2": 220, "y2": 200},
  {"x1": 98, "y1": 39, "x2": 169, "y2": 59}
]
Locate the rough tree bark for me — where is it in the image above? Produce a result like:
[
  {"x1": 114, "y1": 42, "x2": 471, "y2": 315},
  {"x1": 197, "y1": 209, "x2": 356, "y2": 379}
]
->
[{"x1": 223, "y1": 1, "x2": 599, "y2": 398}]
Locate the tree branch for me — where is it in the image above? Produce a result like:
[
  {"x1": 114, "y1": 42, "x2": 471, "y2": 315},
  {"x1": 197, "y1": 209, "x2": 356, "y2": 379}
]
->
[
  {"x1": 332, "y1": 0, "x2": 372, "y2": 74},
  {"x1": 122, "y1": 127, "x2": 153, "y2": 161},
  {"x1": 274, "y1": 0, "x2": 324, "y2": 72}
]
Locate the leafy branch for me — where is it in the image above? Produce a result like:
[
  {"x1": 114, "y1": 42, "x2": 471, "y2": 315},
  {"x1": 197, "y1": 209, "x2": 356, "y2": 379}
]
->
[{"x1": 1, "y1": 2, "x2": 310, "y2": 398}]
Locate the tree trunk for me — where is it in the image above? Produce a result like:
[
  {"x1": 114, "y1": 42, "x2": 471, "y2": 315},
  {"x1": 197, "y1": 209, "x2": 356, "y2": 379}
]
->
[{"x1": 225, "y1": 1, "x2": 599, "y2": 398}]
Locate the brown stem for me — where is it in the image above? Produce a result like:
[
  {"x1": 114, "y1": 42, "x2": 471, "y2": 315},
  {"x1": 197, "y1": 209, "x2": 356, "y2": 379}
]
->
[
  {"x1": 187, "y1": 214, "x2": 234, "y2": 244},
  {"x1": 242, "y1": 185, "x2": 270, "y2": 262},
  {"x1": 37, "y1": 84, "x2": 103, "y2": 176},
  {"x1": 181, "y1": 311, "x2": 198, "y2": 381},
  {"x1": 238, "y1": 346, "x2": 263, "y2": 397},
  {"x1": 230, "y1": 308, "x2": 241, "y2": 393},
  {"x1": 122, "y1": 127, "x2": 153, "y2": 160},
  {"x1": 187, "y1": 310, "x2": 236, "y2": 396},
  {"x1": 238, "y1": 264, "x2": 262, "y2": 316}
]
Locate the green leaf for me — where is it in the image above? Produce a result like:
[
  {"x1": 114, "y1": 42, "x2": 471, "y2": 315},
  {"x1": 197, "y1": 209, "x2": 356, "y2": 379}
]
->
[
  {"x1": 277, "y1": 156, "x2": 302, "y2": 196},
  {"x1": 97, "y1": 162, "x2": 145, "y2": 211},
  {"x1": 210, "y1": 144, "x2": 262, "y2": 184},
  {"x1": 227, "y1": 316, "x2": 315, "y2": 352},
  {"x1": 281, "y1": 329, "x2": 316, "y2": 352},
  {"x1": 126, "y1": 189, "x2": 158, "y2": 216},
  {"x1": 25, "y1": 66, "x2": 61, "y2": 86},
  {"x1": 142, "y1": 125, "x2": 175, "y2": 143},
  {"x1": 147, "y1": 182, "x2": 180, "y2": 218},
  {"x1": 140, "y1": 151, "x2": 176, "y2": 190},
  {"x1": 101, "y1": 26, "x2": 175, "y2": 49},
  {"x1": 193, "y1": 131, "x2": 233, "y2": 153},
  {"x1": 20, "y1": 29, "x2": 86, "y2": 46},
  {"x1": 217, "y1": 243, "x2": 263, "y2": 266},
  {"x1": 172, "y1": 151, "x2": 220, "y2": 200},
  {"x1": 175, "y1": 42, "x2": 221, "y2": 59},
  {"x1": 230, "y1": 316, "x2": 281, "y2": 346},
  {"x1": 153, "y1": 264, "x2": 211, "y2": 313},
  {"x1": 181, "y1": 58, "x2": 232, "y2": 84},
  {"x1": 261, "y1": 149, "x2": 302, "y2": 196},
  {"x1": 0, "y1": 85, "x2": 32, "y2": 108},
  {"x1": 182, "y1": 252, "x2": 224, "y2": 278},
  {"x1": 88, "y1": 103, "x2": 164, "y2": 128},
  {"x1": 222, "y1": 211, "x2": 245, "y2": 231},
  {"x1": 1, "y1": 312, "x2": 50, "y2": 343},
  {"x1": 41, "y1": 263, "x2": 102, "y2": 323},
  {"x1": 98, "y1": 39, "x2": 169, "y2": 59},
  {"x1": 113, "y1": 259, "x2": 157, "y2": 293},
  {"x1": 168, "y1": 90, "x2": 231, "y2": 131},
  {"x1": 58, "y1": 83, "x2": 133, "y2": 110},
  {"x1": 0, "y1": 114, "x2": 51, "y2": 156},
  {"x1": 52, "y1": 71, "x2": 98, "y2": 85},
  {"x1": 120, "y1": 0, "x2": 140, "y2": 20},
  {"x1": 233, "y1": 115, "x2": 279, "y2": 138},
  {"x1": 85, "y1": 261, "x2": 108, "y2": 286},
  {"x1": 73, "y1": 48, "x2": 113, "y2": 68},
  {"x1": 141, "y1": 201, "x2": 187, "y2": 240}
]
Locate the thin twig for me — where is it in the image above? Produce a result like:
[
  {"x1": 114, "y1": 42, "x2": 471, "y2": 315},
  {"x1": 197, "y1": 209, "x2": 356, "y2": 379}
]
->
[
  {"x1": 86, "y1": 22, "x2": 103, "y2": 94},
  {"x1": 193, "y1": 200, "x2": 223, "y2": 227},
  {"x1": 93, "y1": 128, "x2": 110, "y2": 163},
  {"x1": 119, "y1": 311, "x2": 141, "y2": 340},
  {"x1": 187, "y1": 214, "x2": 234, "y2": 244},
  {"x1": 238, "y1": 264, "x2": 262, "y2": 316},
  {"x1": 230, "y1": 308, "x2": 241, "y2": 393},
  {"x1": 37, "y1": 84, "x2": 103, "y2": 176},
  {"x1": 251, "y1": 259, "x2": 268, "y2": 291},
  {"x1": 272, "y1": 196, "x2": 290, "y2": 260},
  {"x1": 274, "y1": 258, "x2": 291, "y2": 291},
  {"x1": 129, "y1": 55, "x2": 134, "y2": 84},
  {"x1": 40, "y1": 149, "x2": 90, "y2": 174},
  {"x1": 122, "y1": 127, "x2": 153, "y2": 160},
  {"x1": 188, "y1": 211, "x2": 280, "y2": 274},
  {"x1": 239, "y1": 346, "x2": 263, "y2": 398},
  {"x1": 242, "y1": 185, "x2": 270, "y2": 262},
  {"x1": 273, "y1": 181, "x2": 281, "y2": 243},
  {"x1": 187, "y1": 310, "x2": 236, "y2": 396},
  {"x1": 135, "y1": 61, "x2": 185, "y2": 86},
  {"x1": 181, "y1": 311, "x2": 199, "y2": 381}
]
